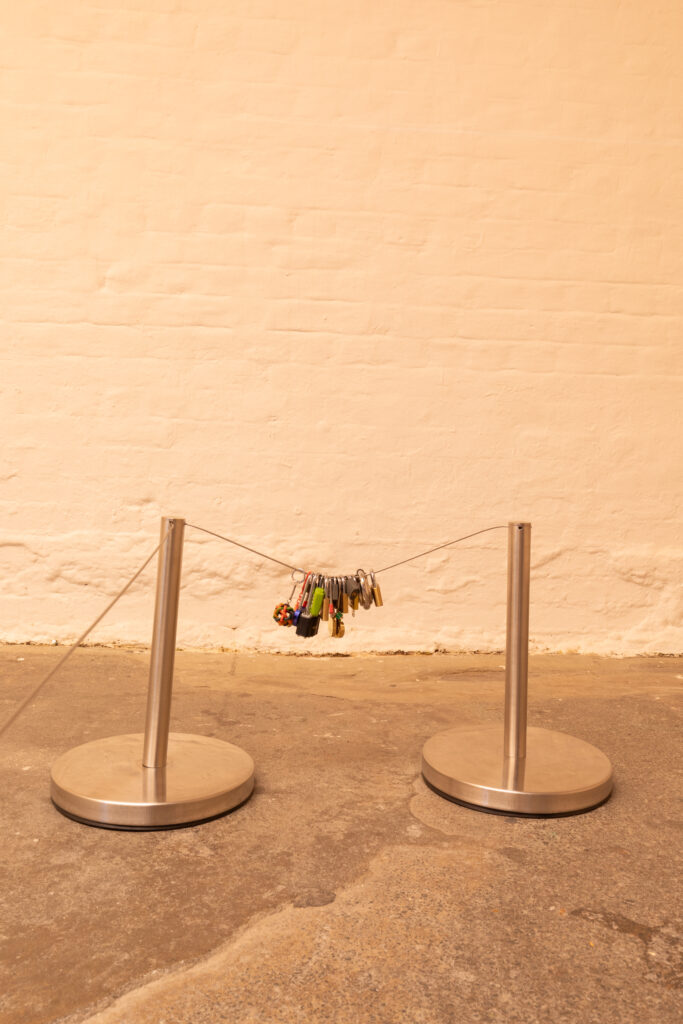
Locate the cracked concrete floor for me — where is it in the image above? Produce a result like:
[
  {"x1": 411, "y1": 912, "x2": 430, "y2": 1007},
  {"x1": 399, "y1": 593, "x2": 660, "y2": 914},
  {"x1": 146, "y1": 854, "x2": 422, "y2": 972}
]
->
[{"x1": 0, "y1": 646, "x2": 681, "y2": 1024}]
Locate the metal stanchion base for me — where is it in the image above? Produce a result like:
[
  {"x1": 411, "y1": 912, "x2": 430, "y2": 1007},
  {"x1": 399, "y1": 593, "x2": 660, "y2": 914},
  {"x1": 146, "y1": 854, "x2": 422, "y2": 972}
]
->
[
  {"x1": 50, "y1": 732, "x2": 255, "y2": 830},
  {"x1": 422, "y1": 725, "x2": 613, "y2": 816}
]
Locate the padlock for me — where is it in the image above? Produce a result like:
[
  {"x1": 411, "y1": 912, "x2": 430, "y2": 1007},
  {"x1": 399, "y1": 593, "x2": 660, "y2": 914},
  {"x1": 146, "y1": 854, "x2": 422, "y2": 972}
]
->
[
  {"x1": 329, "y1": 611, "x2": 344, "y2": 638},
  {"x1": 296, "y1": 612, "x2": 320, "y2": 637},
  {"x1": 370, "y1": 572, "x2": 383, "y2": 607},
  {"x1": 297, "y1": 575, "x2": 322, "y2": 636}
]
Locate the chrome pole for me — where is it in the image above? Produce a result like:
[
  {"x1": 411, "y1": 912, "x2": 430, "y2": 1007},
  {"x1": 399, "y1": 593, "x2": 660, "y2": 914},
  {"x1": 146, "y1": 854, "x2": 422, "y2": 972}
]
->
[
  {"x1": 51, "y1": 513, "x2": 255, "y2": 829},
  {"x1": 422, "y1": 518, "x2": 613, "y2": 815},
  {"x1": 143, "y1": 516, "x2": 185, "y2": 768},
  {"x1": 503, "y1": 522, "x2": 531, "y2": 761}
]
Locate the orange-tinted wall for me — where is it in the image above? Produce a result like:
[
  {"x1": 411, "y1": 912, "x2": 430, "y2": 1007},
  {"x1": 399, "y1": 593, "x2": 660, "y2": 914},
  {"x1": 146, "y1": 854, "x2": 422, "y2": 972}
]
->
[{"x1": 2, "y1": 1, "x2": 681, "y2": 652}]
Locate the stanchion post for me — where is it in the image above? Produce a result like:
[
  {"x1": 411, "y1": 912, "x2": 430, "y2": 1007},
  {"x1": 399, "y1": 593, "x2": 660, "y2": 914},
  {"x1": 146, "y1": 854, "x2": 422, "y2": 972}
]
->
[
  {"x1": 143, "y1": 517, "x2": 184, "y2": 768},
  {"x1": 421, "y1": 519, "x2": 613, "y2": 815},
  {"x1": 503, "y1": 522, "x2": 530, "y2": 761},
  {"x1": 50, "y1": 514, "x2": 255, "y2": 829}
]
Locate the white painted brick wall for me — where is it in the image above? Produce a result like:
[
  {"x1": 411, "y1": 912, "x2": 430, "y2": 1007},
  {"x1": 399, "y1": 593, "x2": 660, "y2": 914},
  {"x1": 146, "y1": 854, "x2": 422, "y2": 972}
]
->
[{"x1": 1, "y1": 0, "x2": 681, "y2": 654}]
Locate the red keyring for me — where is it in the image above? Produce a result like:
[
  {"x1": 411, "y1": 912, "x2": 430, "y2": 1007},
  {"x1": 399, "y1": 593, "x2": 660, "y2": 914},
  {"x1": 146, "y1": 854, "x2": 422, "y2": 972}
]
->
[{"x1": 294, "y1": 572, "x2": 311, "y2": 612}]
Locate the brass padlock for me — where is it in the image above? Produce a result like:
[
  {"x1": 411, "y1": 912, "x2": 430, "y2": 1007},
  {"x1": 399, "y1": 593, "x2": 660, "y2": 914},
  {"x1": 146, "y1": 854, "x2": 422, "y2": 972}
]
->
[
  {"x1": 370, "y1": 571, "x2": 383, "y2": 607},
  {"x1": 329, "y1": 611, "x2": 344, "y2": 638}
]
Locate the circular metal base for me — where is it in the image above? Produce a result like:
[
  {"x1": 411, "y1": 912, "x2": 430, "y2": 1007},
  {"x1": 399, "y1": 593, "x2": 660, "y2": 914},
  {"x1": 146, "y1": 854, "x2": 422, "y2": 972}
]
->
[
  {"x1": 50, "y1": 733, "x2": 255, "y2": 830},
  {"x1": 422, "y1": 725, "x2": 613, "y2": 816}
]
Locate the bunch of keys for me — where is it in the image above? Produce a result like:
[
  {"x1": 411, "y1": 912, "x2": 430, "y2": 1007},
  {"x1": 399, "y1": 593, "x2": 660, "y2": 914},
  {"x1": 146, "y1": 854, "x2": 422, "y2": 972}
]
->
[{"x1": 272, "y1": 569, "x2": 383, "y2": 640}]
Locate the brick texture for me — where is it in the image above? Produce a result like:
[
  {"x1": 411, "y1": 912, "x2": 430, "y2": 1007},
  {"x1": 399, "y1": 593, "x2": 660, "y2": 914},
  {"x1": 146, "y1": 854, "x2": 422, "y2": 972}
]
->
[{"x1": 1, "y1": 0, "x2": 681, "y2": 653}]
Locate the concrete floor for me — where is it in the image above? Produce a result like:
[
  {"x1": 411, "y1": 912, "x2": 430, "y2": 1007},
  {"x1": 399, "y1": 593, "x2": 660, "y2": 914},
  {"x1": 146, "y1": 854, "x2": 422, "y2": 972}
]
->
[{"x1": 0, "y1": 646, "x2": 681, "y2": 1024}]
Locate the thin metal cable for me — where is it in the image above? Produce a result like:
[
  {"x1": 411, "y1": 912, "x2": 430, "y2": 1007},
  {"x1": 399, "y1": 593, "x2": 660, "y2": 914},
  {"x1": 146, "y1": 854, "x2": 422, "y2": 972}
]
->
[
  {"x1": 0, "y1": 532, "x2": 169, "y2": 741},
  {"x1": 186, "y1": 521, "x2": 506, "y2": 575},
  {"x1": 1, "y1": 520, "x2": 503, "y2": 741},
  {"x1": 374, "y1": 525, "x2": 507, "y2": 574},
  {"x1": 186, "y1": 522, "x2": 301, "y2": 572}
]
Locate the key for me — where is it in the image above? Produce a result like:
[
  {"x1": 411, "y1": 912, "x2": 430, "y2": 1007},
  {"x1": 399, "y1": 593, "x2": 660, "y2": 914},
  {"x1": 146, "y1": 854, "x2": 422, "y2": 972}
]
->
[
  {"x1": 310, "y1": 574, "x2": 320, "y2": 609},
  {"x1": 340, "y1": 576, "x2": 349, "y2": 613},
  {"x1": 293, "y1": 572, "x2": 311, "y2": 623},
  {"x1": 347, "y1": 575, "x2": 361, "y2": 615},
  {"x1": 322, "y1": 576, "x2": 330, "y2": 621},
  {"x1": 299, "y1": 576, "x2": 311, "y2": 613}
]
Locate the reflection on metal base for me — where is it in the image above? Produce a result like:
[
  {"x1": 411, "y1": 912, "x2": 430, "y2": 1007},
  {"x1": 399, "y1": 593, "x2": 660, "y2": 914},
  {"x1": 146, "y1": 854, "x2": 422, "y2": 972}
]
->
[
  {"x1": 422, "y1": 725, "x2": 613, "y2": 816},
  {"x1": 51, "y1": 732, "x2": 255, "y2": 830}
]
